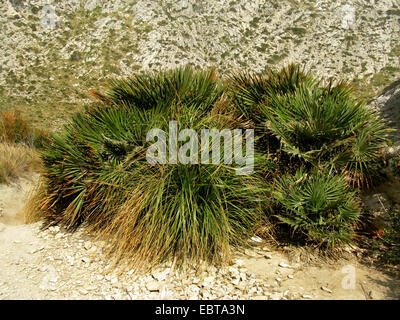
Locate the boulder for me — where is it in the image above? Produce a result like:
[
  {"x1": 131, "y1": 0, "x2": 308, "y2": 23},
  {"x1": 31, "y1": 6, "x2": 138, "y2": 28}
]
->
[
  {"x1": 368, "y1": 78, "x2": 400, "y2": 158},
  {"x1": 362, "y1": 193, "x2": 392, "y2": 230}
]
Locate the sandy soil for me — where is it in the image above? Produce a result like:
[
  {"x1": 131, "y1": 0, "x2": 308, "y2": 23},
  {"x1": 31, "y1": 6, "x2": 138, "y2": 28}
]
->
[{"x1": 0, "y1": 177, "x2": 399, "y2": 300}]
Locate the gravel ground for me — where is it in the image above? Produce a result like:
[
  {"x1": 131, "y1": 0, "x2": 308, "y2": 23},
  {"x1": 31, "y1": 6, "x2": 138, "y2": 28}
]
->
[{"x1": 1, "y1": 178, "x2": 400, "y2": 300}]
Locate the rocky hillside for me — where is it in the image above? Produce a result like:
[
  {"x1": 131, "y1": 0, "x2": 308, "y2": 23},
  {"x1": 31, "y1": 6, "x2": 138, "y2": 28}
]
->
[{"x1": 1, "y1": 0, "x2": 400, "y2": 128}]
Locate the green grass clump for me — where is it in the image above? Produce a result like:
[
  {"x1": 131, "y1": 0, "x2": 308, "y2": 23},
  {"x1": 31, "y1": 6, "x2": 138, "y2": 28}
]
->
[{"x1": 28, "y1": 67, "x2": 267, "y2": 270}]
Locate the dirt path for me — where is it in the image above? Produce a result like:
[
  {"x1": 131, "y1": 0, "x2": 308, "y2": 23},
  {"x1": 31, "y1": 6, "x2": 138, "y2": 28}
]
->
[{"x1": 0, "y1": 178, "x2": 399, "y2": 300}]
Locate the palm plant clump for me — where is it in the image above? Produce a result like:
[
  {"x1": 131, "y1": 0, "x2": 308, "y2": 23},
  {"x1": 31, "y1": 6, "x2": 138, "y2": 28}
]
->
[
  {"x1": 228, "y1": 64, "x2": 389, "y2": 187},
  {"x1": 29, "y1": 67, "x2": 266, "y2": 269},
  {"x1": 261, "y1": 81, "x2": 389, "y2": 187},
  {"x1": 228, "y1": 64, "x2": 314, "y2": 124},
  {"x1": 229, "y1": 64, "x2": 390, "y2": 247},
  {"x1": 272, "y1": 170, "x2": 361, "y2": 247},
  {"x1": 28, "y1": 64, "x2": 392, "y2": 265}
]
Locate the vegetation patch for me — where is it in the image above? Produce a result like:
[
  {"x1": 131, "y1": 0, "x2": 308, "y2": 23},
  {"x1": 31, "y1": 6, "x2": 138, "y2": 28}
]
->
[
  {"x1": 0, "y1": 142, "x2": 41, "y2": 184},
  {"x1": 22, "y1": 64, "x2": 394, "y2": 270},
  {"x1": 26, "y1": 67, "x2": 268, "y2": 270},
  {"x1": 272, "y1": 169, "x2": 361, "y2": 247},
  {"x1": 228, "y1": 64, "x2": 389, "y2": 248}
]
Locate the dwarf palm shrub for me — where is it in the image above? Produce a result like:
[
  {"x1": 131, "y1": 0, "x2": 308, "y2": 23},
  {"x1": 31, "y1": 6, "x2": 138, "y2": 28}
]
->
[
  {"x1": 229, "y1": 65, "x2": 389, "y2": 187},
  {"x1": 92, "y1": 66, "x2": 223, "y2": 111},
  {"x1": 262, "y1": 81, "x2": 389, "y2": 187},
  {"x1": 227, "y1": 65, "x2": 316, "y2": 172},
  {"x1": 228, "y1": 64, "x2": 314, "y2": 124},
  {"x1": 29, "y1": 67, "x2": 266, "y2": 269},
  {"x1": 272, "y1": 170, "x2": 361, "y2": 247}
]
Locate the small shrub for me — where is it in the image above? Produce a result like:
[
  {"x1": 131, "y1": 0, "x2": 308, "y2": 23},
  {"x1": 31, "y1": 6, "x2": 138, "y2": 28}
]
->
[
  {"x1": 272, "y1": 169, "x2": 361, "y2": 248},
  {"x1": 0, "y1": 111, "x2": 51, "y2": 149},
  {"x1": 378, "y1": 206, "x2": 400, "y2": 265},
  {"x1": 0, "y1": 111, "x2": 49, "y2": 149},
  {"x1": 0, "y1": 111, "x2": 31, "y2": 144},
  {"x1": 288, "y1": 27, "x2": 307, "y2": 36}
]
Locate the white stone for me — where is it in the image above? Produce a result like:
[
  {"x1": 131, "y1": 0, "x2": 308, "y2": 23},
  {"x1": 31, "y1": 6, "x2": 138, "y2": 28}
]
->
[
  {"x1": 82, "y1": 257, "x2": 91, "y2": 264},
  {"x1": 234, "y1": 259, "x2": 244, "y2": 267},
  {"x1": 278, "y1": 262, "x2": 291, "y2": 268},
  {"x1": 250, "y1": 236, "x2": 263, "y2": 243},
  {"x1": 152, "y1": 268, "x2": 170, "y2": 281},
  {"x1": 79, "y1": 289, "x2": 88, "y2": 295},
  {"x1": 110, "y1": 277, "x2": 118, "y2": 284}
]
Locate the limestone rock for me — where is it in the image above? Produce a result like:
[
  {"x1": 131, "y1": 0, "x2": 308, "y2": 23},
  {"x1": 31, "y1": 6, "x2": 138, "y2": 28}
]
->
[{"x1": 362, "y1": 193, "x2": 392, "y2": 229}]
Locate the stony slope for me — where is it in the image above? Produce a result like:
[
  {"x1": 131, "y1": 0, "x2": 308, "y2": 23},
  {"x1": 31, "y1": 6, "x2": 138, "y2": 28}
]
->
[{"x1": 0, "y1": 0, "x2": 400, "y2": 128}]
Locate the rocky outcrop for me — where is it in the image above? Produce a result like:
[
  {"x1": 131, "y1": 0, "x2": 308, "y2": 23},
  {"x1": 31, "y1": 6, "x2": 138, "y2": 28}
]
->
[
  {"x1": 369, "y1": 78, "x2": 400, "y2": 146},
  {"x1": 362, "y1": 193, "x2": 392, "y2": 230},
  {"x1": 366, "y1": 79, "x2": 400, "y2": 212},
  {"x1": 368, "y1": 78, "x2": 400, "y2": 165}
]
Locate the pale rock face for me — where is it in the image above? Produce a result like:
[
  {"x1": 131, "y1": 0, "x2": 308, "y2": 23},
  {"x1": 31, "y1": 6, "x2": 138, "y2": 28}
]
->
[
  {"x1": 369, "y1": 78, "x2": 400, "y2": 147},
  {"x1": 132, "y1": 1, "x2": 162, "y2": 23},
  {"x1": 373, "y1": 0, "x2": 397, "y2": 11},
  {"x1": 362, "y1": 193, "x2": 392, "y2": 230},
  {"x1": 0, "y1": 0, "x2": 399, "y2": 126}
]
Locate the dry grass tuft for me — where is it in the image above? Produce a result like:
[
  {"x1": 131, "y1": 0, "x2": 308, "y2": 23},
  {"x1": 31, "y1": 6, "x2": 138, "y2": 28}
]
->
[
  {"x1": 0, "y1": 142, "x2": 41, "y2": 185},
  {"x1": 22, "y1": 178, "x2": 49, "y2": 224}
]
